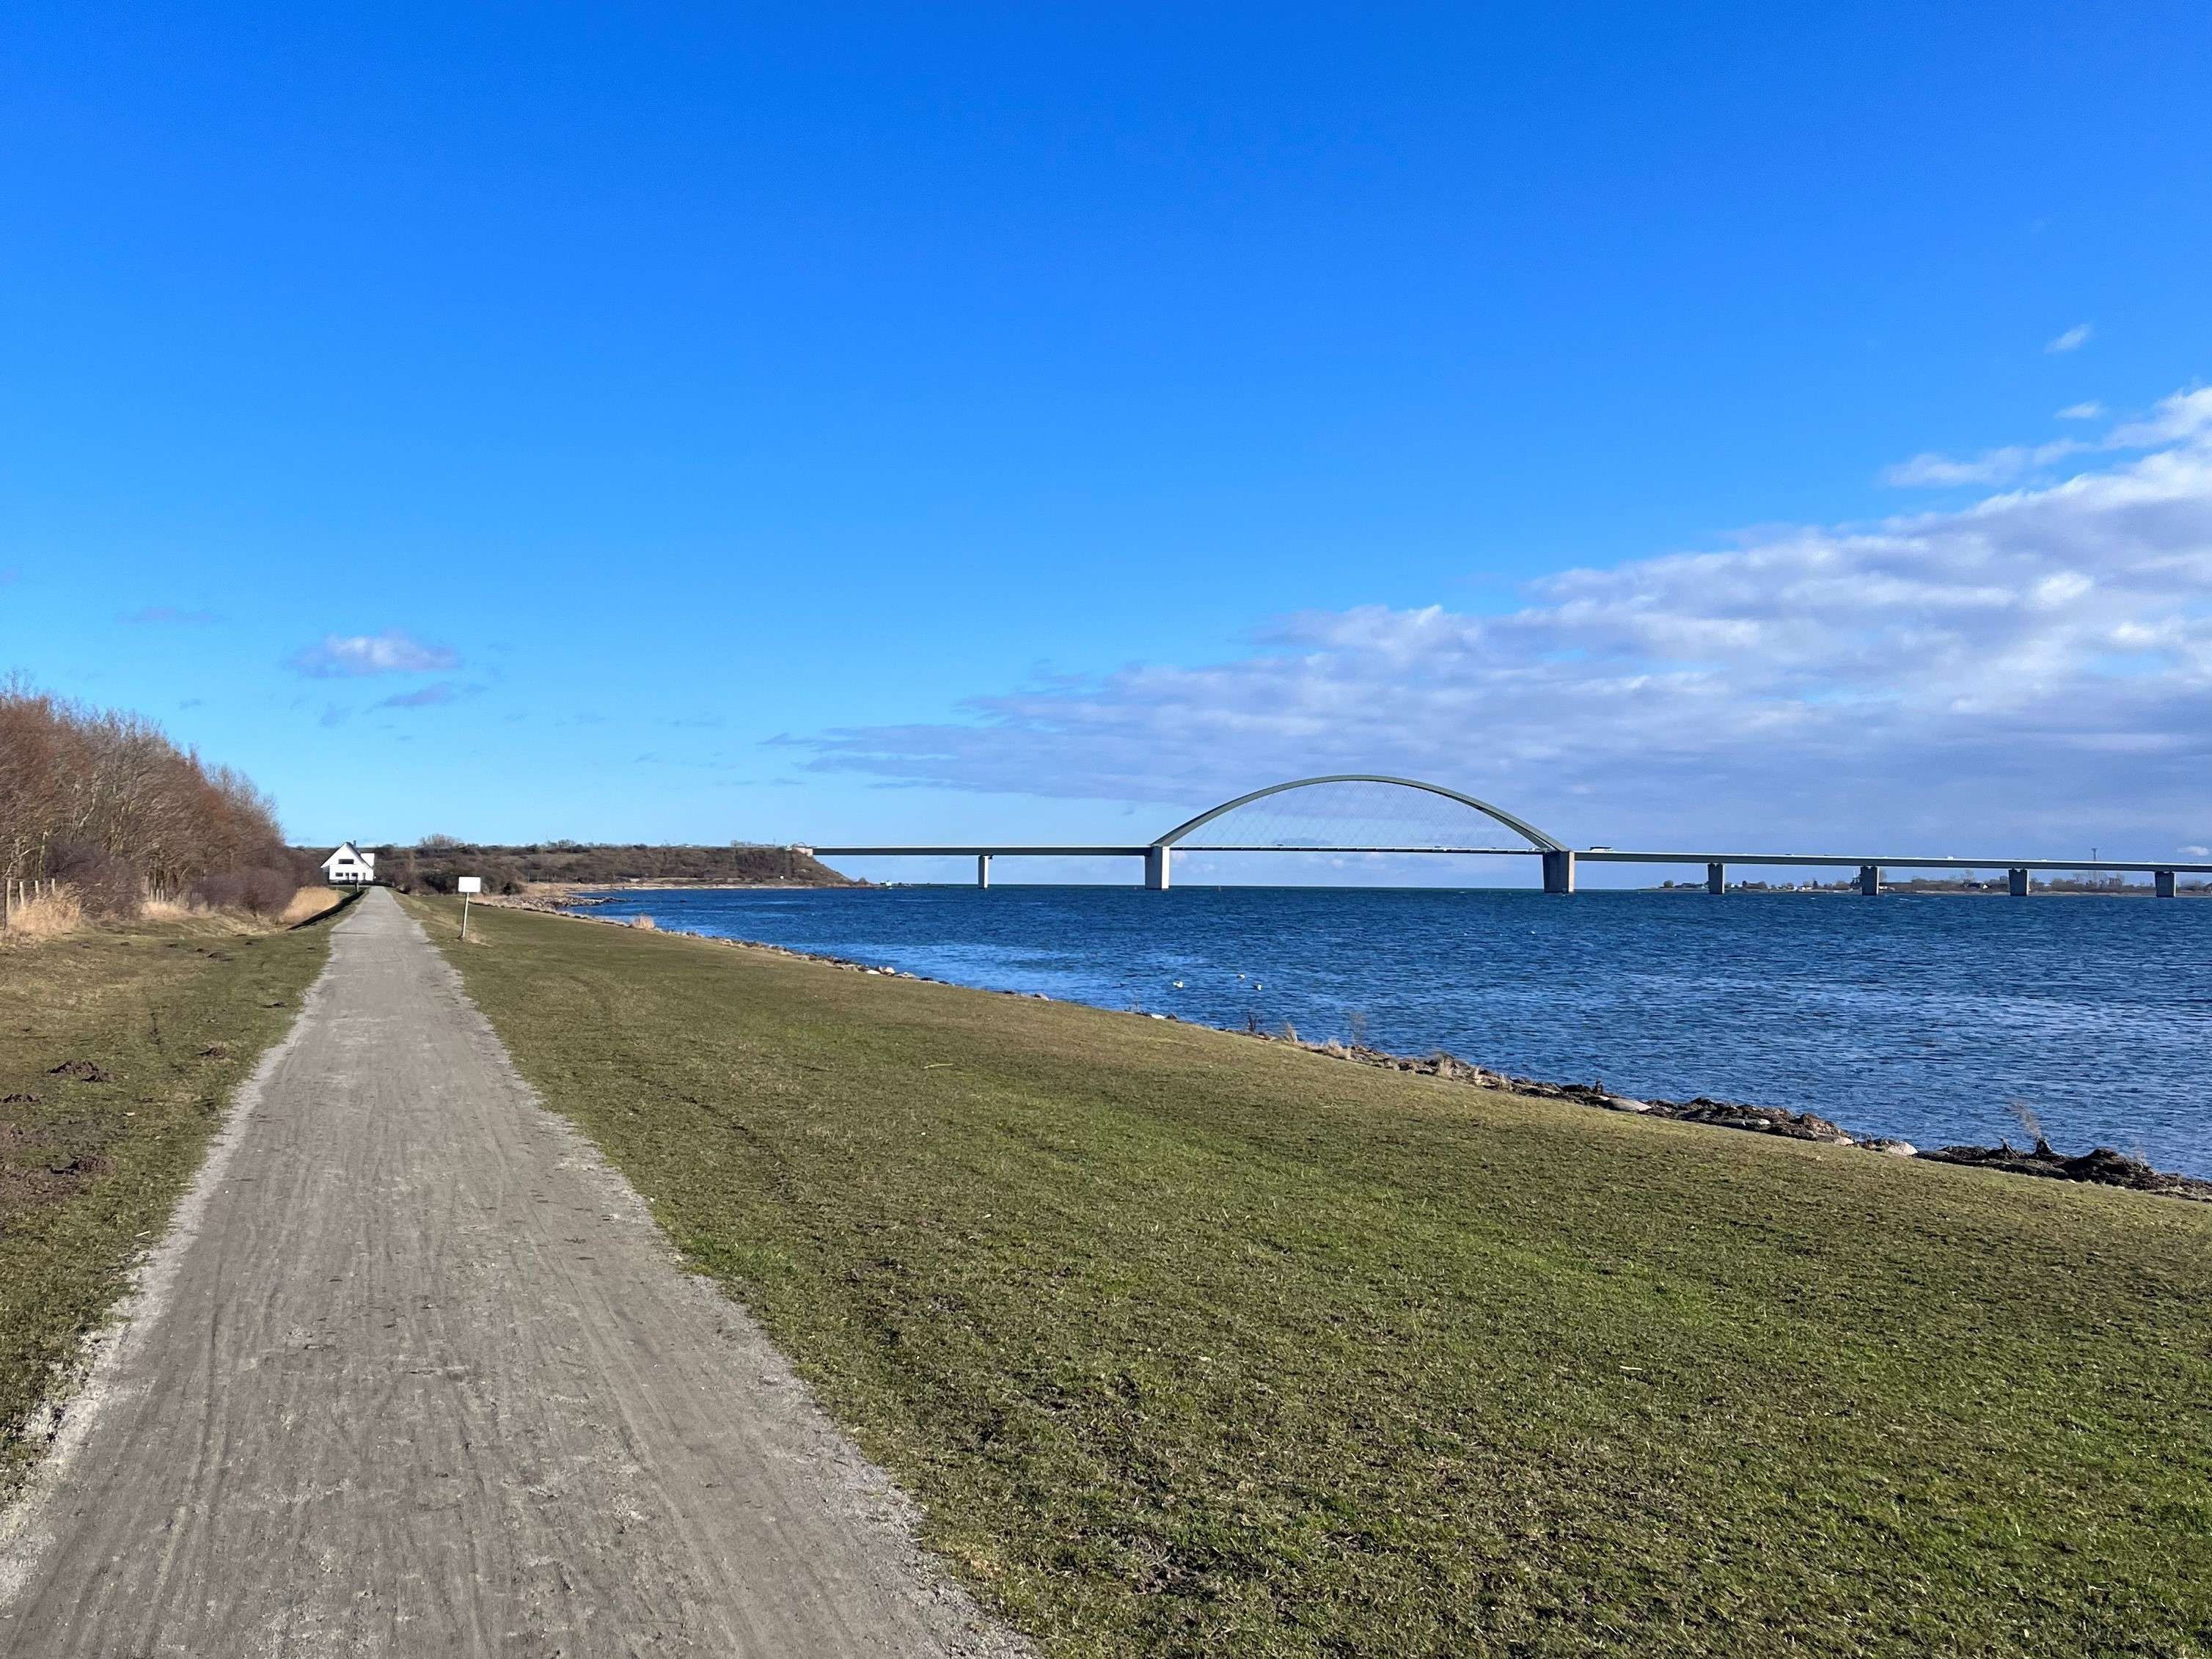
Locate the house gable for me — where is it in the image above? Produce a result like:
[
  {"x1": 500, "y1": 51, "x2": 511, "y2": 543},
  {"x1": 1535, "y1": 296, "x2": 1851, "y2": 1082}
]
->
[{"x1": 321, "y1": 843, "x2": 377, "y2": 884}]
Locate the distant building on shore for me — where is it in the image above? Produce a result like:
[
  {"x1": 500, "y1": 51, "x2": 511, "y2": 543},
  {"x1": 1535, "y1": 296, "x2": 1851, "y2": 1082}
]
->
[{"x1": 321, "y1": 843, "x2": 378, "y2": 886}]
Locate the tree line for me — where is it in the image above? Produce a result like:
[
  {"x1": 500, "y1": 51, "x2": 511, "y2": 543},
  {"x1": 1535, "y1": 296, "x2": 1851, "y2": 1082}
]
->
[
  {"x1": 365, "y1": 839, "x2": 854, "y2": 893},
  {"x1": 0, "y1": 679, "x2": 312, "y2": 918}
]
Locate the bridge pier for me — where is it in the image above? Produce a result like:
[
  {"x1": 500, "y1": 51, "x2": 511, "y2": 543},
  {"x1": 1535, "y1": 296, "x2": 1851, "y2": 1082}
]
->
[
  {"x1": 977, "y1": 854, "x2": 991, "y2": 890},
  {"x1": 1858, "y1": 864, "x2": 1880, "y2": 897},
  {"x1": 1143, "y1": 846, "x2": 1172, "y2": 891},
  {"x1": 2009, "y1": 867, "x2": 2029, "y2": 898},
  {"x1": 1706, "y1": 862, "x2": 1724, "y2": 896},
  {"x1": 1541, "y1": 849, "x2": 1575, "y2": 895},
  {"x1": 2156, "y1": 868, "x2": 2177, "y2": 898}
]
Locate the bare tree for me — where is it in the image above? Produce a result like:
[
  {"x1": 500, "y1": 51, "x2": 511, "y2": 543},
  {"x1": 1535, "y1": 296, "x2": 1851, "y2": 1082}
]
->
[{"x1": 0, "y1": 680, "x2": 300, "y2": 921}]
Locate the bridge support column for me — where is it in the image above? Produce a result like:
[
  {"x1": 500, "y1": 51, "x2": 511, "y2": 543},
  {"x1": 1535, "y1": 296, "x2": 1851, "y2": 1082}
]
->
[
  {"x1": 1143, "y1": 846, "x2": 1172, "y2": 891},
  {"x1": 1858, "y1": 864, "x2": 1880, "y2": 897},
  {"x1": 1706, "y1": 862, "x2": 1724, "y2": 896},
  {"x1": 977, "y1": 854, "x2": 991, "y2": 889},
  {"x1": 2008, "y1": 867, "x2": 2029, "y2": 898},
  {"x1": 2156, "y1": 868, "x2": 2177, "y2": 898},
  {"x1": 1541, "y1": 849, "x2": 1576, "y2": 895}
]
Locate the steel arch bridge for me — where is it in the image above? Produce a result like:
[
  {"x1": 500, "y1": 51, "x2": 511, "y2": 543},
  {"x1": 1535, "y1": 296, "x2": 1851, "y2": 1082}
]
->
[
  {"x1": 810, "y1": 773, "x2": 1577, "y2": 890},
  {"x1": 1151, "y1": 773, "x2": 1564, "y2": 852},
  {"x1": 805, "y1": 771, "x2": 2210, "y2": 895}
]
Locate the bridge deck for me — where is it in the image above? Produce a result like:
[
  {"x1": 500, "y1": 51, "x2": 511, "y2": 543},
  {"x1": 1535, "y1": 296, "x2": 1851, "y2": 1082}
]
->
[{"x1": 809, "y1": 845, "x2": 2212, "y2": 874}]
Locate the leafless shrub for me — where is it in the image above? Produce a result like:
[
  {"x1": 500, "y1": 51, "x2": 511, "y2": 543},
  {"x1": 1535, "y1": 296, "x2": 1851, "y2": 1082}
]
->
[
  {"x1": 234, "y1": 868, "x2": 297, "y2": 917},
  {"x1": 48, "y1": 839, "x2": 139, "y2": 920},
  {"x1": 189, "y1": 871, "x2": 249, "y2": 911},
  {"x1": 627, "y1": 914, "x2": 659, "y2": 931}
]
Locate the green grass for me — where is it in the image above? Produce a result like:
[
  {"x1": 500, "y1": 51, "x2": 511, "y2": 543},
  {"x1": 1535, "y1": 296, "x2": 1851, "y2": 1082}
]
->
[
  {"x1": 411, "y1": 896, "x2": 2212, "y2": 1658},
  {"x1": 0, "y1": 908, "x2": 338, "y2": 1498}
]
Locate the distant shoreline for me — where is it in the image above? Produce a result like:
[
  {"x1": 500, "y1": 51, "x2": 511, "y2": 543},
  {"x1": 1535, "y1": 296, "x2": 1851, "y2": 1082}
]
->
[{"x1": 508, "y1": 879, "x2": 860, "y2": 911}]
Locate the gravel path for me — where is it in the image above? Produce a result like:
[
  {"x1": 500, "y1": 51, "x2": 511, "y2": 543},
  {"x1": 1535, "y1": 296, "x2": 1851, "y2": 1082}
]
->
[{"x1": 0, "y1": 887, "x2": 1019, "y2": 1658}]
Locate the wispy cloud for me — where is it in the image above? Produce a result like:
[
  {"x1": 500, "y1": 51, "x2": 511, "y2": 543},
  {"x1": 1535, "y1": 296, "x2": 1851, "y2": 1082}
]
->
[
  {"x1": 791, "y1": 387, "x2": 2212, "y2": 855},
  {"x1": 2046, "y1": 323, "x2": 2093, "y2": 354},
  {"x1": 372, "y1": 680, "x2": 476, "y2": 711},
  {"x1": 289, "y1": 629, "x2": 460, "y2": 678},
  {"x1": 122, "y1": 605, "x2": 219, "y2": 626},
  {"x1": 1882, "y1": 389, "x2": 2212, "y2": 488},
  {"x1": 1881, "y1": 440, "x2": 2087, "y2": 488},
  {"x1": 2056, "y1": 401, "x2": 2106, "y2": 421}
]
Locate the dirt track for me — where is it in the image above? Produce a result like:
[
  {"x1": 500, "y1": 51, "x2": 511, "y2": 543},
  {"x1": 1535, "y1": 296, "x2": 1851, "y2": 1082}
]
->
[{"x1": 0, "y1": 888, "x2": 1018, "y2": 1657}]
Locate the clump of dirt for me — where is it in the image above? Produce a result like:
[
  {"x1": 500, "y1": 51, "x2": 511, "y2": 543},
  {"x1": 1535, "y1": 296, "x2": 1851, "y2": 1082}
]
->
[
  {"x1": 199, "y1": 1043, "x2": 232, "y2": 1060},
  {"x1": 1921, "y1": 1140, "x2": 2212, "y2": 1201},
  {"x1": 46, "y1": 1060, "x2": 111, "y2": 1083},
  {"x1": 0, "y1": 1104, "x2": 114, "y2": 1215},
  {"x1": 1, "y1": 1092, "x2": 43, "y2": 1106}
]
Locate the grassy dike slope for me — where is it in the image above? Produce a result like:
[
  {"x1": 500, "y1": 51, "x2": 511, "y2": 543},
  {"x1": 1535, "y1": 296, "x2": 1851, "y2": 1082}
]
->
[
  {"x1": 0, "y1": 907, "x2": 340, "y2": 1498},
  {"x1": 411, "y1": 897, "x2": 2212, "y2": 1658}
]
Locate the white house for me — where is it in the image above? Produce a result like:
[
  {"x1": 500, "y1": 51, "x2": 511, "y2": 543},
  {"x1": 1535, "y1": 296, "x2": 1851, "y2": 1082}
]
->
[{"x1": 321, "y1": 843, "x2": 378, "y2": 886}]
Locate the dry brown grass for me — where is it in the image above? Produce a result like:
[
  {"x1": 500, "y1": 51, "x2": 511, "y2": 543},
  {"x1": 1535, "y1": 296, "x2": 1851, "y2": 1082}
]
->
[
  {"x1": 1, "y1": 887, "x2": 84, "y2": 942},
  {"x1": 279, "y1": 887, "x2": 343, "y2": 926},
  {"x1": 626, "y1": 914, "x2": 659, "y2": 931},
  {"x1": 16, "y1": 884, "x2": 340, "y2": 940}
]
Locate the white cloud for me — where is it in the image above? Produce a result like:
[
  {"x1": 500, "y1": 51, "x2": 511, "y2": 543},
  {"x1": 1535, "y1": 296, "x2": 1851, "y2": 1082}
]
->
[
  {"x1": 289, "y1": 629, "x2": 461, "y2": 678},
  {"x1": 2056, "y1": 401, "x2": 2106, "y2": 420},
  {"x1": 1882, "y1": 389, "x2": 2212, "y2": 490},
  {"x1": 2183, "y1": 845, "x2": 2211, "y2": 857},
  {"x1": 2046, "y1": 323, "x2": 2093, "y2": 354},
  {"x1": 796, "y1": 390, "x2": 2212, "y2": 856},
  {"x1": 1881, "y1": 441, "x2": 2086, "y2": 488}
]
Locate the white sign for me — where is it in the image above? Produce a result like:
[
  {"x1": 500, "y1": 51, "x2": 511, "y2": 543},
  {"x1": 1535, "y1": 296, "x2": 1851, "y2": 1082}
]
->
[{"x1": 457, "y1": 876, "x2": 483, "y2": 894}]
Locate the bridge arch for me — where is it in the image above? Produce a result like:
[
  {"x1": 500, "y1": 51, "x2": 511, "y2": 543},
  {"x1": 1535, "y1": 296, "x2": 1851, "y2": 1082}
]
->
[{"x1": 1150, "y1": 774, "x2": 1565, "y2": 854}]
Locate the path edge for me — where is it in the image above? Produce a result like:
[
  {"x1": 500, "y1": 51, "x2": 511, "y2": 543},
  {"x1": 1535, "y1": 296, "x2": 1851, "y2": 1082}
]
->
[
  {"x1": 0, "y1": 917, "x2": 351, "y2": 1606},
  {"x1": 403, "y1": 895, "x2": 1033, "y2": 1658}
]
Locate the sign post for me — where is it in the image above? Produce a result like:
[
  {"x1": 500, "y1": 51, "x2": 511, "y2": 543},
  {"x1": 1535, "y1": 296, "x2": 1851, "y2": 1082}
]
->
[{"x1": 458, "y1": 874, "x2": 482, "y2": 939}]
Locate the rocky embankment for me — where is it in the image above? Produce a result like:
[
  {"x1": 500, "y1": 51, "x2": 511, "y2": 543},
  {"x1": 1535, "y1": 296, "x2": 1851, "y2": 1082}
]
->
[{"x1": 1297, "y1": 1044, "x2": 2212, "y2": 1201}]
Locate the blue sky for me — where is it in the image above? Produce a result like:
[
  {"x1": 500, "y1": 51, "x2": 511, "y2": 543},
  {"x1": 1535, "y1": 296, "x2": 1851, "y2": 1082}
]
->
[{"x1": 4, "y1": 5, "x2": 2210, "y2": 882}]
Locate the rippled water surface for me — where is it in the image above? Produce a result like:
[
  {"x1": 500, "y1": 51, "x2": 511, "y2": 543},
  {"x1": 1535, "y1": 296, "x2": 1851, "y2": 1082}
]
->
[{"x1": 576, "y1": 885, "x2": 2212, "y2": 1175}]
